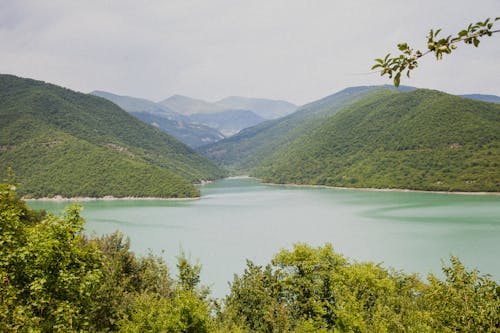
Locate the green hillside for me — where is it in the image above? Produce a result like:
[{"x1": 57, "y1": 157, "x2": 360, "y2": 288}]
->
[
  {"x1": 254, "y1": 89, "x2": 500, "y2": 192},
  {"x1": 0, "y1": 74, "x2": 226, "y2": 198},
  {"x1": 200, "y1": 86, "x2": 390, "y2": 172}
]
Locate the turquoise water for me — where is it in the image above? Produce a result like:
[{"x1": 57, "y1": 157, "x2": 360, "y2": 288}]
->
[{"x1": 28, "y1": 177, "x2": 500, "y2": 298}]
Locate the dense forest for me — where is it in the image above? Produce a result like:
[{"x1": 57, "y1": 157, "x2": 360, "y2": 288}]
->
[
  {"x1": 1, "y1": 183, "x2": 499, "y2": 332},
  {"x1": 0, "y1": 75, "x2": 226, "y2": 198},
  {"x1": 253, "y1": 89, "x2": 500, "y2": 192}
]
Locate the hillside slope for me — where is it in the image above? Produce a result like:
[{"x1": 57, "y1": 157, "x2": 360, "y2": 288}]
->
[
  {"x1": 254, "y1": 89, "x2": 500, "y2": 192},
  {"x1": 0, "y1": 75, "x2": 226, "y2": 198},
  {"x1": 199, "y1": 86, "x2": 388, "y2": 172}
]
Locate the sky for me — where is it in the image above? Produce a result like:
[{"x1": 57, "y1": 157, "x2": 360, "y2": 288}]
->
[{"x1": 1, "y1": 0, "x2": 499, "y2": 105}]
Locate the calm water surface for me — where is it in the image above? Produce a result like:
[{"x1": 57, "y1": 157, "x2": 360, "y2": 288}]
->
[{"x1": 28, "y1": 178, "x2": 500, "y2": 298}]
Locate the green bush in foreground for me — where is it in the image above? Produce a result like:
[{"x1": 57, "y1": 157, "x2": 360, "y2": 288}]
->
[{"x1": 1, "y1": 182, "x2": 499, "y2": 332}]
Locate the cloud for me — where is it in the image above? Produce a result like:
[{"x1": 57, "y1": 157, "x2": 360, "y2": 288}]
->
[{"x1": 1, "y1": 0, "x2": 499, "y2": 104}]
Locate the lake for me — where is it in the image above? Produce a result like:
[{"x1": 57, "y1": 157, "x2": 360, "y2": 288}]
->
[{"x1": 28, "y1": 177, "x2": 500, "y2": 298}]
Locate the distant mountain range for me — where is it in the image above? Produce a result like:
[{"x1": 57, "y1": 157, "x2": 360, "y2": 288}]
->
[
  {"x1": 93, "y1": 91, "x2": 298, "y2": 146},
  {"x1": 459, "y1": 94, "x2": 500, "y2": 104},
  {"x1": 92, "y1": 91, "x2": 224, "y2": 147},
  {"x1": 214, "y1": 96, "x2": 298, "y2": 119},
  {"x1": 0, "y1": 74, "x2": 225, "y2": 198},
  {"x1": 159, "y1": 95, "x2": 224, "y2": 115},
  {"x1": 189, "y1": 109, "x2": 264, "y2": 137}
]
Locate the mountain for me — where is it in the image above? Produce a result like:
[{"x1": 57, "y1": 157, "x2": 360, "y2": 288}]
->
[
  {"x1": 199, "y1": 85, "x2": 388, "y2": 172},
  {"x1": 159, "y1": 95, "x2": 223, "y2": 115},
  {"x1": 254, "y1": 89, "x2": 500, "y2": 192},
  {"x1": 128, "y1": 112, "x2": 224, "y2": 148},
  {"x1": 159, "y1": 95, "x2": 271, "y2": 137},
  {"x1": 215, "y1": 96, "x2": 298, "y2": 119},
  {"x1": 189, "y1": 109, "x2": 264, "y2": 136},
  {"x1": 460, "y1": 94, "x2": 500, "y2": 104},
  {"x1": 91, "y1": 91, "x2": 224, "y2": 148},
  {"x1": 92, "y1": 90, "x2": 182, "y2": 119},
  {"x1": 0, "y1": 74, "x2": 226, "y2": 198}
]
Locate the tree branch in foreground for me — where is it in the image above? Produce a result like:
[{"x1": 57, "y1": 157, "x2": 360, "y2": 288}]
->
[{"x1": 372, "y1": 17, "x2": 500, "y2": 87}]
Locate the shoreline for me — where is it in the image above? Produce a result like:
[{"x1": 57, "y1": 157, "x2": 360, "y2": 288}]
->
[
  {"x1": 24, "y1": 195, "x2": 199, "y2": 202},
  {"x1": 261, "y1": 181, "x2": 500, "y2": 196},
  {"x1": 22, "y1": 177, "x2": 500, "y2": 200}
]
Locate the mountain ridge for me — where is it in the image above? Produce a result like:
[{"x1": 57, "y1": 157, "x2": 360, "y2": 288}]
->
[
  {"x1": 0, "y1": 74, "x2": 226, "y2": 198},
  {"x1": 91, "y1": 90, "x2": 225, "y2": 147},
  {"x1": 253, "y1": 88, "x2": 500, "y2": 192},
  {"x1": 214, "y1": 96, "x2": 298, "y2": 119}
]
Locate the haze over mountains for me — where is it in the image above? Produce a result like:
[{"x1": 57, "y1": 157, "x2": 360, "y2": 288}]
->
[
  {"x1": 215, "y1": 96, "x2": 298, "y2": 119},
  {"x1": 92, "y1": 91, "x2": 225, "y2": 147},
  {"x1": 93, "y1": 91, "x2": 298, "y2": 146}
]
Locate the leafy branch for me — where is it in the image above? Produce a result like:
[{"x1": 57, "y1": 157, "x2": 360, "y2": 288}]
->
[{"x1": 372, "y1": 17, "x2": 500, "y2": 87}]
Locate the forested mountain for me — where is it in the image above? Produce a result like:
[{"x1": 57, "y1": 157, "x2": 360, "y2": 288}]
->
[
  {"x1": 254, "y1": 89, "x2": 500, "y2": 192},
  {"x1": 215, "y1": 96, "x2": 298, "y2": 119},
  {"x1": 126, "y1": 112, "x2": 225, "y2": 148},
  {"x1": 0, "y1": 74, "x2": 226, "y2": 198},
  {"x1": 91, "y1": 91, "x2": 224, "y2": 147},
  {"x1": 199, "y1": 85, "x2": 388, "y2": 172}
]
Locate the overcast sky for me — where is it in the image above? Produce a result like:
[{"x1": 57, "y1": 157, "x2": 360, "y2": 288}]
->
[{"x1": 1, "y1": 0, "x2": 499, "y2": 105}]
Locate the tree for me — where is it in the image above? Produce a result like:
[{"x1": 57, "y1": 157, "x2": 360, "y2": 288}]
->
[
  {"x1": 372, "y1": 17, "x2": 500, "y2": 87},
  {"x1": 0, "y1": 181, "x2": 215, "y2": 332},
  {"x1": 221, "y1": 243, "x2": 500, "y2": 332},
  {"x1": 0, "y1": 183, "x2": 102, "y2": 332}
]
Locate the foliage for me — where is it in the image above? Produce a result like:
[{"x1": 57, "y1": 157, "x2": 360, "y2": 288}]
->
[
  {"x1": 0, "y1": 183, "x2": 214, "y2": 332},
  {"x1": 0, "y1": 74, "x2": 226, "y2": 198},
  {"x1": 254, "y1": 89, "x2": 500, "y2": 192},
  {"x1": 0, "y1": 185, "x2": 102, "y2": 332},
  {"x1": 372, "y1": 17, "x2": 500, "y2": 87},
  {"x1": 1, "y1": 183, "x2": 499, "y2": 331},
  {"x1": 222, "y1": 244, "x2": 500, "y2": 332}
]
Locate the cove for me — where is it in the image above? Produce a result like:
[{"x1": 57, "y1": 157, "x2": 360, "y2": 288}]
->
[{"x1": 28, "y1": 177, "x2": 500, "y2": 298}]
